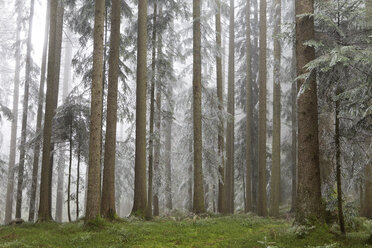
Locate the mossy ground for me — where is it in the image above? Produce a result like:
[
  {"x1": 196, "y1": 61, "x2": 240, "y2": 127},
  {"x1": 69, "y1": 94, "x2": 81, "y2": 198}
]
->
[{"x1": 0, "y1": 214, "x2": 370, "y2": 247}]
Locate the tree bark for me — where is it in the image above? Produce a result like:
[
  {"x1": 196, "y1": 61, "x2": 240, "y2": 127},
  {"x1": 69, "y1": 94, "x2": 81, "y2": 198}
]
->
[
  {"x1": 192, "y1": 0, "x2": 205, "y2": 214},
  {"x1": 132, "y1": 0, "x2": 148, "y2": 216},
  {"x1": 29, "y1": 0, "x2": 50, "y2": 222},
  {"x1": 146, "y1": 1, "x2": 157, "y2": 219},
  {"x1": 76, "y1": 144, "x2": 81, "y2": 220},
  {"x1": 295, "y1": 0, "x2": 323, "y2": 224},
  {"x1": 257, "y1": 0, "x2": 267, "y2": 217},
  {"x1": 269, "y1": 0, "x2": 281, "y2": 218},
  {"x1": 85, "y1": 0, "x2": 105, "y2": 221},
  {"x1": 67, "y1": 123, "x2": 73, "y2": 222},
  {"x1": 15, "y1": 0, "x2": 35, "y2": 219},
  {"x1": 101, "y1": 0, "x2": 121, "y2": 220},
  {"x1": 4, "y1": 0, "x2": 22, "y2": 224},
  {"x1": 245, "y1": 0, "x2": 252, "y2": 213}
]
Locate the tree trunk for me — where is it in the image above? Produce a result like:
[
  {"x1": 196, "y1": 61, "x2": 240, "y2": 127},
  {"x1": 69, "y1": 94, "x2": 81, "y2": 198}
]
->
[
  {"x1": 101, "y1": 0, "x2": 121, "y2": 220},
  {"x1": 38, "y1": 0, "x2": 63, "y2": 221},
  {"x1": 215, "y1": 0, "x2": 225, "y2": 214},
  {"x1": 269, "y1": 0, "x2": 281, "y2": 218},
  {"x1": 146, "y1": 1, "x2": 157, "y2": 219},
  {"x1": 4, "y1": 0, "x2": 22, "y2": 224},
  {"x1": 225, "y1": 0, "x2": 235, "y2": 214},
  {"x1": 295, "y1": 0, "x2": 323, "y2": 224},
  {"x1": 132, "y1": 0, "x2": 148, "y2": 216},
  {"x1": 257, "y1": 0, "x2": 267, "y2": 217},
  {"x1": 15, "y1": 0, "x2": 35, "y2": 219},
  {"x1": 76, "y1": 144, "x2": 81, "y2": 220},
  {"x1": 364, "y1": 152, "x2": 372, "y2": 218},
  {"x1": 67, "y1": 123, "x2": 73, "y2": 222},
  {"x1": 245, "y1": 0, "x2": 252, "y2": 213},
  {"x1": 192, "y1": 0, "x2": 205, "y2": 214},
  {"x1": 29, "y1": 0, "x2": 50, "y2": 222},
  {"x1": 85, "y1": 0, "x2": 105, "y2": 221},
  {"x1": 188, "y1": 139, "x2": 193, "y2": 212}
]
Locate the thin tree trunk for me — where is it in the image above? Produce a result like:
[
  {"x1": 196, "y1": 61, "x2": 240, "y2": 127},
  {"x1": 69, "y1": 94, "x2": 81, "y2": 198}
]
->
[
  {"x1": 4, "y1": 0, "x2": 22, "y2": 224},
  {"x1": 225, "y1": 0, "x2": 235, "y2": 214},
  {"x1": 38, "y1": 0, "x2": 62, "y2": 221},
  {"x1": 132, "y1": 0, "x2": 148, "y2": 216},
  {"x1": 67, "y1": 123, "x2": 73, "y2": 222},
  {"x1": 245, "y1": 0, "x2": 252, "y2": 213},
  {"x1": 215, "y1": 0, "x2": 225, "y2": 214},
  {"x1": 257, "y1": 0, "x2": 267, "y2": 217},
  {"x1": 15, "y1": 0, "x2": 35, "y2": 219},
  {"x1": 364, "y1": 152, "x2": 372, "y2": 218},
  {"x1": 192, "y1": 0, "x2": 205, "y2": 214},
  {"x1": 147, "y1": 1, "x2": 157, "y2": 219},
  {"x1": 85, "y1": 0, "x2": 105, "y2": 221},
  {"x1": 295, "y1": 0, "x2": 323, "y2": 224},
  {"x1": 29, "y1": 0, "x2": 50, "y2": 222},
  {"x1": 76, "y1": 144, "x2": 81, "y2": 220},
  {"x1": 101, "y1": 0, "x2": 121, "y2": 220},
  {"x1": 269, "y1": 0, "x2": 281, "y2": 218},
  {"x1": 188, "y1": 139, "x2": 193, "y2": 212}
]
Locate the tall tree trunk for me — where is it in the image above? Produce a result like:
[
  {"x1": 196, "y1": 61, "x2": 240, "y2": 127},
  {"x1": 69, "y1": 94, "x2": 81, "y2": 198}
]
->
[
  {"x1": 153, "y1": 4, "x2": 163, "y2": 217},
  {"x1": 257, "y1": 0, "x2": 267, "y2": 217},
  {"x1": 15, "y1": 0, "x2": 35, "y2": 219},
  {"x1": 364, "y1": 147, "x2": 372, "y2": 218},
  {"x1": 146, "y1": 1, "x2": 157, "y2": 219},
  {"x1": 192, "y1": 0, "x2": 205, "y2": 214},
  {"x1": 295, "y1": 0, "x2": 323, "y2": 224},
  {"x1": 101, "y1": 0, "x2": 121, "y2": 220},
  {"x1": 245, "y1": 0, "x2": 252, "y2": 213},
  {"x1": 67, "y1": 123, "x2": 73, "y2": 222},
  {"x1": 335, "y1": 88, "x2": 345, "y2": 233},
  {"x1": 38, "y1": 0, "x2": 63, "y2": 221},
  {"x1": 225, "y1": 0, "x2": 235, "y2": 214},
  {"x1": 4, "y1": 0, "x2": 22, "y2": 224},
  {"x1": 188, "y1": 139, "x2": 193, "y2": 212},
  {"x1": 29, "y1": 0, "x2": 50, "y2": 222},
  {"x1": 269, "y1": 0, "x2": 281, "y2": 218},
  {"x1": 215, "y1": 0, "x2": 225, "y2": 214},
  {"x1": 55, "y1": 31, "x2": 72, "y2": 223},
  {"x1": 132, "y1": 0, "x2": 148, "y2": 216},
  {"x1": 76, "y1": 144, "x2": 81, "y2": 220},
  {"x1": 85, "y1": 0, "x2": 105, "y2": 221}
]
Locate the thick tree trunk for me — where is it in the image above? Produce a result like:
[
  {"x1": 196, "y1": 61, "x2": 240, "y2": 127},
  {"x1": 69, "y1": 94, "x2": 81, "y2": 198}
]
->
[
  {"x1": 85, "y1": 0, "x2": 105, "y2": 221},
  {"x1": 38, "y1": 0, "x2": 63, "y2": 221},
  {"x1": 269, "y1": 0, "x2": 281, "y2": 218},
  {"x1": 132, "y1": 0, "x2": 148, "y2": 216},
  {"x1": 215, "y1": 0, "x2": 225, "y2": 214},
  {"x1": 29, "y1": 0, "x2": 50, "y2": 222},
  {"x1": 153, "y1": 4, "x2": 164, "y2": 217},
  {"x1": 257, "y1": 0, "x2": 267, "y2": 217},
  {"x1": 146, "y1": 1, "x2": 157, "y2": 219},
  {"x1": 290, "y1": 32, "x2": 297, "y2": 213},
  {"x1": 15, "y1": 0, "x2": 35, "y2": 219},
  {"x1": 4, "y1": 0, "x2": 22, "y2": 224},
  {"x1": 225, "y1": 0, "x2": 235, "y2": 214},
  {"x1": 192, "y1": 0, "x2": 205, "y2": 214},
  {"x1": 245, "y1": 0, "x2": 252, "y2": 213},
  {"x1": 101, "y1": 0, "x2": 121, "y2": 220},
  {"x1": 295, "y1": 0, "x2": 323, "y2": 224}
]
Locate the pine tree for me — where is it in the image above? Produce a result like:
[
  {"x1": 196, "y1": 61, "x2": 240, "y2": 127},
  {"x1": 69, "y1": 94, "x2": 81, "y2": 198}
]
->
[
  {"x1": 101, "y1": 0, "x2": 121, "y2": 220},
  {"x1": 85, "y1": 0, "x2": 105, "y2": 221}
]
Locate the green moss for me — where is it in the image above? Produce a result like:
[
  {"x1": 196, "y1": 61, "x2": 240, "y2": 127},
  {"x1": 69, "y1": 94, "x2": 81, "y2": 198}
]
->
[{"x1": 0, "y1": 214, "x2": 370, "y2": 248}]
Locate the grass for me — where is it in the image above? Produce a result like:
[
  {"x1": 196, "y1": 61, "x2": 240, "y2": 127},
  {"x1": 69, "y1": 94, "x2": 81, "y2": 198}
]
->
[{"x1": 0, "y1": 214, "x2": 371, "y2": 247}]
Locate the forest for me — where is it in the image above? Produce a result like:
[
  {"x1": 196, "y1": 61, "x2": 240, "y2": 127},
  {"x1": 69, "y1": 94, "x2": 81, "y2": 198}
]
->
[{"x1": 0, "y1": 0, "x2": 371, "y2": 247}]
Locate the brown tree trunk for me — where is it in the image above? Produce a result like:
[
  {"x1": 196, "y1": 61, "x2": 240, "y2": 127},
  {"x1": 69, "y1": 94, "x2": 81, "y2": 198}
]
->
[
  {"x1": 192, "y1": 0, "x2": 205, "y2": 214},
  {"x1": 101, "y1": 0, "x2": 121, "y2": 220},
  {"x1": 131, "y1": 0, "x2": 148, "y2": 216},
  {"x1": 188, "y1": 139, "x2": 193, "y2": 212},
  {"x1": 146, "y1": 1, "x2": 157, "y2": 219},
  {"x1": 85, "y1": 0, "x2": 105, "y2": 221},
  {"x1": 257, "y1": 0, "x2": 267, "y2": 217},
  {"x1": 215, "y1": 0, "x2": 225, "y2": 214},
  {"x1": 4, "y1": 0, "x2": 22, "y2": 224},
  {"x1": 38, "y1": 0, "x2": 63, "y2": 221},
  {"x1": 269, "y1": 0, "x2": 281, "y2": 218},
  {"x1": 225, "y1": 0, "x2": 235, "y2": 214},
  {"x1": 245, "y1": 0, "x2": 252, "y2": 213},
  {"x1": 29, "y1": 0, "x2": 50, "y2": 222},
  {"x1": 295, "y1": 0, "x2": 323, "y2": 224},
  {"x1": 15, "y1": 0, "x2": 35, "y2": 219},
  {"x1": 364, "y1": 153, "x2": 372, "y2": 218},
  {"x1": 67, "y1": 123, "x2": 73, "y2": 222}
]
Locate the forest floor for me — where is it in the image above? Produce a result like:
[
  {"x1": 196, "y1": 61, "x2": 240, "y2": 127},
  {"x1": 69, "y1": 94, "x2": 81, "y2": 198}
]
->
[{"x1": 0, "y1": 214, "x2": 371, "y2": 248}]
